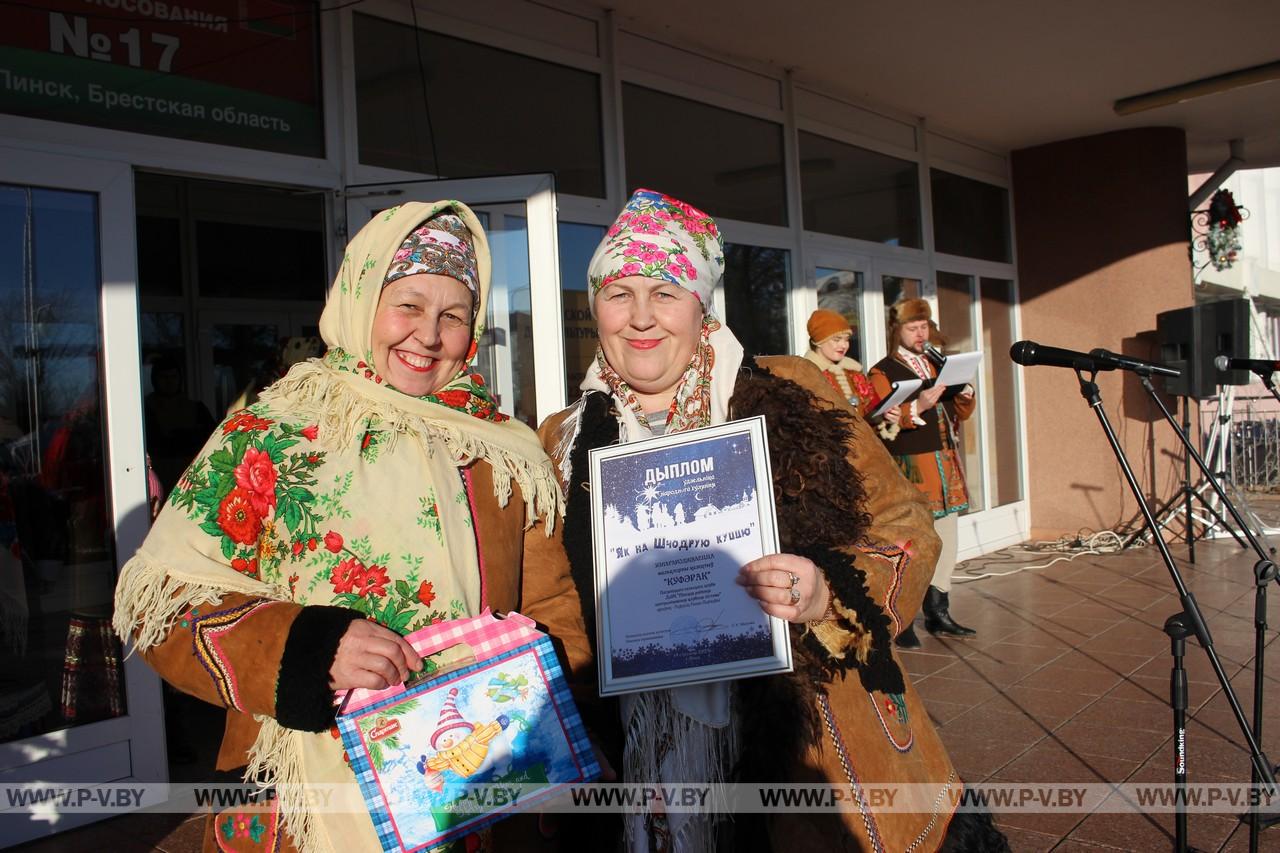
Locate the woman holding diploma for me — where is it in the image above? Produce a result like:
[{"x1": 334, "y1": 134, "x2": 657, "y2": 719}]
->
[
  {"x1": 539, "y1": 190, "x2": 1005, "y2": 852},
  {"x1": 114, "y1": 202, "x2": 590, "y2": 853}
]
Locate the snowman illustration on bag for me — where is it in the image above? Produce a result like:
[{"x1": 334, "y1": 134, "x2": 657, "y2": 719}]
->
[{"x1": 416, "y1": 687, "x2": 512, "y2": 790}]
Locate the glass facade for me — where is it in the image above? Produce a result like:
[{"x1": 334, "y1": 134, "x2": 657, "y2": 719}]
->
[
  {"x1": 623, "y1": 84, "x2": 788, "y2": 227},
  {"x1": 936, "y1": 271, "x2": 983, "y2": 514},
  {"x1": 981, "y1": 277, "x2": 1024, "y2": 507},
  {"x1": 799, "y1": 132, "x2": 921, "y2": 247},
  {"x1": 931, "y1": 169, "x2": 1012, "y2": 262},
  {"x1": 0, "y1": 184, "x2": 126, "y2": 742},
  {"x1": 354, "y1": 14, "x2": 606, "y2": 198},
  {"x1": 725, "y1": 245, "x2": 791, "y2": 357},
  {"x1": 815, "y1": 268, "x2": 865, "y2": 362},
  {"x1": 559, "y1": 222, "x2": 608, "y2": 400}
]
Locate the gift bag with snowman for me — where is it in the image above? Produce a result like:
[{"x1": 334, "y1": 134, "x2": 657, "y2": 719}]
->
[{"x1": 335, "y1": 610, "x2": 601, "y2": 852}]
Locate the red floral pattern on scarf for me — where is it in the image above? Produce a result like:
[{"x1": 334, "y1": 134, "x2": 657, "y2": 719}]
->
[{"x1": 326, "y1": 348, "x2": 508, "y2": 423}]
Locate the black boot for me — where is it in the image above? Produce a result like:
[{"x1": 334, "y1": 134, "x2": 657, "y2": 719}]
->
[
  {"x1": 895, "y1": 624, "x2": 922, "y2": 648},
  {"x1": 923, "y1": 586, "x2": 976, "y2": 637}
]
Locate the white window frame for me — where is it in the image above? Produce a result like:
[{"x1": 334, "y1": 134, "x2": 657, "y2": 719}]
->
[
  {"x1": 0, "y1": 147, "x2": 166, "y2": 845},
  {"x1": 336, "y1": 0, "x2": 619, "y2": 221}
]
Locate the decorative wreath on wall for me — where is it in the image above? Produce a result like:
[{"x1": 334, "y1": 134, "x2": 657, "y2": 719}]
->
[{"x1": 1204, "y1": 188, "x2": 1244, "y2": 272}]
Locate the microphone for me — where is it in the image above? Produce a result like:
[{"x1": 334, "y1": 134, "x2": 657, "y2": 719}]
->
[
  {"x1": 1010, "y1": 341, "x2": 1181, "y2": 378},
  {"x1": 1088, "y1": 348, "x2": 1181, "y2": 378},
  {"x1": 1215, "y1": 355, "x2": 1280, "y2": 375},
  {"x1": 922, "y1": 341, "x2": 946, "y2": 369}
]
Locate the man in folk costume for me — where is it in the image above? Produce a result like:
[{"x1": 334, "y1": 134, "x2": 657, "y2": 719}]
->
[{"x1": 870, "y1": 298, "x2": 977, "y2": 646}]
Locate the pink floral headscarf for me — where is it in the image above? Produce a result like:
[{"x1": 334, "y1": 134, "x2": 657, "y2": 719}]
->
[{"x1": 586, "y1": 188, "x2": 725, "y2": 312}]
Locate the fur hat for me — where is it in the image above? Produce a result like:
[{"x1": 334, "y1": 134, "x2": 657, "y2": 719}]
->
[
  {"x1": 806, "y1": 309, "x2": 851, "y2": 345},
  {"x1": 890, "y1": 298, "x2": 931, "y2": 326},
  {"x1": 887, "y1": 297, "x2": 932, "y2": 342}
]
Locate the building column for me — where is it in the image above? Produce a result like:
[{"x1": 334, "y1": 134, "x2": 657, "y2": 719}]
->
[{"x1": 1012, "y1": 128, "x2": 1192, "y2": 538}]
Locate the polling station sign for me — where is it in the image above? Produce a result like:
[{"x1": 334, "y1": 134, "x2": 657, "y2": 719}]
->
[{"x1": 0, "y1": 0, "x2": 323, "y2": 156}]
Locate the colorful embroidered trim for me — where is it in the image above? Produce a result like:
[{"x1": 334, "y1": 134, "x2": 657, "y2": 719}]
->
[
  {"x1": 869, "y1": 692, "x2": 914, "y2": 753},
  {"x1": 932, "y1": 449, "x2": 969, "y2": 519},
  {"x1": 191, "y1": 599, "x2": 281, "y2": 712},
  {"x1": 903, "y1": 772, "x2": 958, "y2": 853},
  {"x1": 856, "y1": 539, "x2": 911, "y2": 636},
  {"x1": 818, "y1": 691, "x2": 884, "y2": 853},
  {"x1": 215, "y1": 803, "x2": 281, "y2": 852}
]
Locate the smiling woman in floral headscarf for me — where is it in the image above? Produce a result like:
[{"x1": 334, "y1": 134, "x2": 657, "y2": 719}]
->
[
  {"x1": 539, "y1": 190, "x2": 1007, "y2": 853},
  {"x1": 114, "y1": 201, "x2": 590, "y2": 853}
]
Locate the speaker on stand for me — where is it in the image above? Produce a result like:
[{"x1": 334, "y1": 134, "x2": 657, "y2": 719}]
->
[{"x1": 1130, "y1": 301, "x2": 1252, "y2": 558}]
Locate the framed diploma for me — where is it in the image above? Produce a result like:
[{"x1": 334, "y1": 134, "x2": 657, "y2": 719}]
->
[{"x1": 588, "y1": 416, "x2": 792, "y2": 697}]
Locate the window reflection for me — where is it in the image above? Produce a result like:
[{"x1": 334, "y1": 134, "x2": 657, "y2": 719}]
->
[
  {"x1": 725, "y1": 245, "x2": 790, "y2": 357},
  {"x1": 0, "y1": 184, "x2": 126, "y2": 741},
  {"x1": 353, "y1": 14, "x2": 606, "y2": 198},
  {"x1": 800, "y1": 132, "x2": 921, "y2": 247},
  {"x1": 623, "y1": 84, "x2": 788, "y2": 227},
  {"x1": 559, "y1": 222, "x2": 607, "y2": 401},
  {"x1": 882, "y1": 275, "x2": 922, "y2": 336},
  {"x1": 815, "y1": 268, "x2": 864, "y2": 363},
  {"x1": 930, "y1": 170, "x2": 1011, "y2": 262},
  {"x1": 981, "y1": 278, "x2": 1023, "y2": 506},
  {"x1": 937, "y1": 271, "x2": 983, "y2": 514},
  {"x1": 488, "y1": 214, "x2": 537, "y2": 428}
]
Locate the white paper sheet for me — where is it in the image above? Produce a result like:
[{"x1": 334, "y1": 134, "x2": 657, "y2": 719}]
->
[
  {"x1": 935, "y1": 350, "x2": 983, "y2": 387},
  {"x1": 868, "y1": 378, "x2": 923, "y2": 420}
]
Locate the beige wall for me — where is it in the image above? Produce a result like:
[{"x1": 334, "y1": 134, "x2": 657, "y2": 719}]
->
[{"x1": 1012, "y1": 128, "x2": 1194, "y2": 539}]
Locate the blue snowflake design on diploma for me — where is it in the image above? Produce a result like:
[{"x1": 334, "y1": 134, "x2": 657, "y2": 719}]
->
[{"x1": 598, "y1": 431, "x2": 773, "y2": 678}]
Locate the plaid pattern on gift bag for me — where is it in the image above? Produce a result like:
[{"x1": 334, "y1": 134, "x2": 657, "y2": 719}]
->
[{"x1": 336, "y1": 611, "x2": 600, "y2": 853}]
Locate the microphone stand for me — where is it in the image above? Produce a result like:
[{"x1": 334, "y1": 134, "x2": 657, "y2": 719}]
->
[
  {"x1": 1262, "y1": 371, "x2": 1280, "y2": 407},
  {"x1": 1072, "y1": 365, "x2": 1278, "y2": 853},
  {"x1": 1135, "y1": 372, "x2": 1279, "y2": 850}
]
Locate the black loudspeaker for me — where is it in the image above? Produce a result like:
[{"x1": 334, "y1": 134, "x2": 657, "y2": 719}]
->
[
  {"x1": 1204, "y1": 299, "x2": 1252, "y2": 387},
  {"x1": 1156, "y1": 299, "x2": 1252, "y2": 399},
  {"x1": 1157, "y1": 306, "x2": 1199, "y2": 397}
]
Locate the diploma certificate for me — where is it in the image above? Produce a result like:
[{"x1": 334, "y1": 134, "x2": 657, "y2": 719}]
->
[{"x1": 588, "y1": 417, "x2": 792, "y2": 696}]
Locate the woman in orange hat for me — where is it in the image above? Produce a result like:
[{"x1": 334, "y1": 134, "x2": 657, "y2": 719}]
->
[{"x1": 802, "y1": 308, "x2": 900, "y2": 437}]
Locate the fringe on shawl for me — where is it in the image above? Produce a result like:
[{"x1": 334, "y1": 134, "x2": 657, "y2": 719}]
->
[
  {"x1": 112, "y1": 551, "x2": 286, "y2": 653},
  {"x1": 550, "y1": 395, "x2": 587, "y2": 488},
  {"x1": 259, "y1": 361, "x2": 564, "y2": 533},
  {"x1": 114, "y1": 553, "x2": 333, "y2": 853},
  {"x1": 245, "y1": 719, "x2": 325, "y2": 853},
  {"x1": 623, "y1": 689, "x2": 740, "y2": 853}
]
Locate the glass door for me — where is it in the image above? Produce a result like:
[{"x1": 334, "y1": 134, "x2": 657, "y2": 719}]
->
[
  {"x1": 345, "y1": 175, "x2": 564, "y2": 428},
  {"x1": 868, "y1": 259, "x2": 931, "y2": 366},
  {"x1": 807, "y1": 249, "x2": 871, "y2": 365},
  {"x1": 196, "y1": 309, "x2": 320, "y2": 422},
  {"x1": 0, "y1": 149, "x2": 164, "y2": 844}
]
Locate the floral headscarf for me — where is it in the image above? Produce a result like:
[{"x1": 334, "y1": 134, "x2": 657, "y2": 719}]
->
[
  {"x1": 386, "y1": 213, "x2": 481, "y2": 313},
  {"x1": 586, "y1": 188, "x2": 725, "y2": 311},
  {"x1": 574, "y1": 190, "x2": 743, "y2": 853},
  {"x1": 114, "y1": 201, "x2": 564, "y2": 853},
  {"x1": 580, "y1": 189, "x2": 741, "y2": 438}
]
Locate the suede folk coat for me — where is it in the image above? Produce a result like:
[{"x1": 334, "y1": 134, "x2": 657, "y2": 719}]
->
[
  {"x1": 540, "y1": 356, "x2": 961, "y2": 853},
  {"x1": 138, "y1": 459, "x2": 590, "y2": 853}
]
